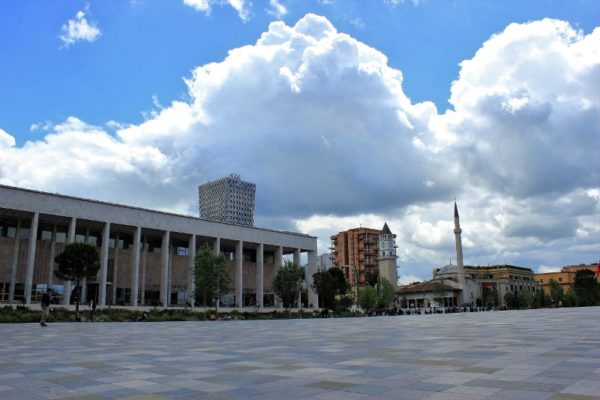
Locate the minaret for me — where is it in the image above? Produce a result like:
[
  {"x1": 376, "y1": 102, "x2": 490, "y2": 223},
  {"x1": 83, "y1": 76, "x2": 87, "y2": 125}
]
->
[{"x1": 454, "y1": 201, "x2": 466, "y2": 305}]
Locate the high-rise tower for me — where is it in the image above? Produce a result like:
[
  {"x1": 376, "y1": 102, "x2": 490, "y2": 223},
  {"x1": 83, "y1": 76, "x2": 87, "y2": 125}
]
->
[
  {"x1": 198, "y1": 174, "x2": 256, "y2": 226},
  {"x1": 454, "y1": 201, "x2": 466, "y2": 304},
  {"x1": 377, "y1": 223, "x2": 398, "y2": 286}
]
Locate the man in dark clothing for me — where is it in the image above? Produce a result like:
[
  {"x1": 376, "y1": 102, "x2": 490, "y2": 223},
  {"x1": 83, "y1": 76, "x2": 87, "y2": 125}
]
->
[{"x1": 40, "y1": 288, "x2": 51, "y2": 327}]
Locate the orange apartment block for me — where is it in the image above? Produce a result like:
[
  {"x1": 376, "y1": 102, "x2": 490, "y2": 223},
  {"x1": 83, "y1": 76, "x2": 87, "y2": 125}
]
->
[
  {"x1": 535, "y1": 263, "x2": 600, "y2": 297},
  {"x1": 330, "y1": 227, "x2": 380, "y2": 288}
]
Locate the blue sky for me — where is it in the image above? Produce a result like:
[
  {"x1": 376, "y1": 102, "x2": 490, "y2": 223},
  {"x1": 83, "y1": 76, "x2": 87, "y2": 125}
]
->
[
  {"x1": 2, "y1": 0, "x2": 598, "y2": 146},
  {"x1": 0, "y1": 0, "x2": 599, "y2": 282}
]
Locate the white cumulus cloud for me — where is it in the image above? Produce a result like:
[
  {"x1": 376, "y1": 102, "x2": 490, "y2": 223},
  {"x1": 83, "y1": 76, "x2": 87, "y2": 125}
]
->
[{"x1": 59, "y1": 7, "x2": 101, "y2": 48}]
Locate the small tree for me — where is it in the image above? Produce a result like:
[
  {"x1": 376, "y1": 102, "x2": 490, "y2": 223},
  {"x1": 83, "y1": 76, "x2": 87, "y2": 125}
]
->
[
  {"x1": 517, "y1": 290, "x2": 533, "y2": 309},
  {"x1": 358, "y1": 285, "x2": 378, "y2": 313},
  {"x1": 549, "y1": 279, "x2": 564, "y2": 306},
  {"x1": 272, "y1": 260, "x2": 304, "y2": 309},
  {"x1": 377, "y1": 278, "x2": 396, "y2": 309},
  {"x1": 328, "y1": 267, "x2": 349, "y2": 296},
  {"x1": 312, "y1": 270, "x2": 336, "y2": 310},
  {"x1": 573, "y1": 269, "x2": 600, "y2": 306},
  {"x1": 54, "y1": 242, "x2": 100, "y2": 320},
  {"x1": 194, "y1": 244, "x2": 230, "y2": 309}
]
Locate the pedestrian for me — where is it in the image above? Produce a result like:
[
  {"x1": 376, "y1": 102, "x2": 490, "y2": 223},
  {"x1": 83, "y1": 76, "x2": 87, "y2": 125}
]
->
[
  {"x1": 40, "y1": 288, "x2": 51, "y2": 327},
  {"x1": 88, "y1": 299, "x2": 96, "y2": 322}
]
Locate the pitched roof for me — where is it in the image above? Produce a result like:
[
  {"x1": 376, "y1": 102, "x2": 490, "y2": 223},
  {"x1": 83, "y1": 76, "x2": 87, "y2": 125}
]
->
[{"x1": 381, "y1": 222, "x2": 392, "y2": 235}]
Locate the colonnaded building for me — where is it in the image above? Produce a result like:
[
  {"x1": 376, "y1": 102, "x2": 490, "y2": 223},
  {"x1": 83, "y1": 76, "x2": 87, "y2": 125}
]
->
[{"x1": 0, "y1": 185, "x2": 318, "y2": 308}]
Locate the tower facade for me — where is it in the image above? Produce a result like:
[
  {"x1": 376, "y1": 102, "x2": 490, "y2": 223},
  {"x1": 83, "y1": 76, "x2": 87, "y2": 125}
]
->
[
  {"x1": 377, "y1": 223, "x2": 398, "y2": 286},
  {"x1": 198, "y1": 174, "x2": 256, "y2": 226},
  {"x1": 454, "y1": 201, "x2": 467, "y2": 304}
]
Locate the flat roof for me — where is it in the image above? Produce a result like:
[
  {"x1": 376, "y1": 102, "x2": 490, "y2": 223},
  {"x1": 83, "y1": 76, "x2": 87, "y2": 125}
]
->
[{"x1": 0, "y1": 184, "x2": 315, "y2": 239}]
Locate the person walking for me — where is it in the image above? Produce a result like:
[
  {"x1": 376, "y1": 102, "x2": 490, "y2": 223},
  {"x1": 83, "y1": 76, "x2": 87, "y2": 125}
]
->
[
  {"x1": 40, "y1": 288, "x2": 51, "y2": 327},
  {"x1": 88, "y1": 299, "x2": 96, "y2": 322}
]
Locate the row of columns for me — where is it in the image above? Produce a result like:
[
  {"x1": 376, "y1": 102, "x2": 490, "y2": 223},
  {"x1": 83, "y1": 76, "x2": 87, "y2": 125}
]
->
[{"x1": 9, "y1": 213, "x2": 315, "y2": 309}]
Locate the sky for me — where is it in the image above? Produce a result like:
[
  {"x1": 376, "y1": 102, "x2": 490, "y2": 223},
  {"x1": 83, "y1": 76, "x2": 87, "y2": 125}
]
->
[{"x1": 1, "y1": 0, "x2": 599, "y2": 284}]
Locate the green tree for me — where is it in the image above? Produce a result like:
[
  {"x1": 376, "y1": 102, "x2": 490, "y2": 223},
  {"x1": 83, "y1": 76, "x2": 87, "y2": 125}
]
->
[
  {"x1": 549, "y1": 279, "x2": 564, "y2": 306},
  {"x1": 532, "y1": 289, "x2": 550, "y2": 308},
  {"x1": 311, "y1": 267, "x2": 350, "y2": 310},
  {"x1": 312, "y1": 270, "x2": 336, "y2": 310},
  {"x1": 517, "y1": 290, "x2": 532, "y2": 309},
  {"x1": 272, "y1": 260, "x2": 304, "y2": 309},
  {"x1": 193, "y1": 244, "x2": 230, "y2": 308},
  {"x1": 328, "y1": 267, "x2": 349, "y2": 296},
  {"x1": 504, "y1": 292, "x2": 518, "y2": 309},
  {"x1": 573, "y1": 269, "x2": 600, "y2": 306},
  {"x1": 358, "y1": 285, "x2": 378, "y2": 313},
  {"x1": 377, "y1": 278, "x2": 396, "y2": 309},
  {"x1": 54, "y1": 242, "x2": 100, "y2": 320},
  {"x1": 564, "y1": 288, "x2": 578, "y2": 307}
]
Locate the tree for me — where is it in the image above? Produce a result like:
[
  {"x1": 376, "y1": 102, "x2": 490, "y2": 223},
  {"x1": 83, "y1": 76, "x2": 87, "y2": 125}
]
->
[
  {"x1": 193, "y1": 244, "x2": 230, "y2": 308},
  {"x1": 312, "y1": 270, "x2": 336, "y2": 310},
  {"x1": 272, "y1": 260, "x2": 304, "y2": 309},
  {"x1": 549, "y1": 279, "x2": 564, "y2": 306},
  {"x1": 573, "y1": 269, "x2": 600, "y2": 306},
  {"x1": 328, "y1": 267, "x2": 349, "y2": 296},
  {"x1": 377, "y1": 278, "x2": 396, "y2": 309},
  {"x1": 311, "y1": 267, "x2": 350, "y2": 310},
  {"x1": 54, "y1": 242, "x2": 100, "y2": 320},
  {"x1": 358, "y1": 285, "x2": 378, "y2": 313},
  {"x1": 517, "y1": 290, "x2": 532, "y2": 309}
]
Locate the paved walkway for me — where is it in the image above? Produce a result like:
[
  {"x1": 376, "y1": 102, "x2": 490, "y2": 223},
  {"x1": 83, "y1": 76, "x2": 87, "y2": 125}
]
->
[{"x1": 1, "y1": 307, "x2": 599, "y2": 400}]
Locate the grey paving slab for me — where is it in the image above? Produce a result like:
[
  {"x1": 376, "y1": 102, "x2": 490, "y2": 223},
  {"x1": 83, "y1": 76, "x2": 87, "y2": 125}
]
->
[{"x1": 0, "y1": 307, "x2": 599, "y2": 399}]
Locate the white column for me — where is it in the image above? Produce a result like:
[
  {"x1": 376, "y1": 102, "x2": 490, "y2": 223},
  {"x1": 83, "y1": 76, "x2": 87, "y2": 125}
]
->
[
  {"x1": 294, "y1": 248, "x2": 301, "y2": 309},
  {"x1": 47, "y1": 224, "x2": 57, "y2": 287},
  {"x1": 64, "y1": 217, "x2": 76, "y2": 305},
  {"x1": 140, "y1": 239, "x2": 147, "y2": 305},
  {"x1": 235, "y1": 240, "x2": 243, "y2": 308},
  {"x1": 167, "y1": 245, "x2": 173, "y2": 306},
  {"x1": 274, "y1": 246, "x2": 283, "y2": 308},
  {"x1": 307, "y1": 250, "x2": 318, "y2": 309},
  {"x1": 160, "y1": 230, "x2": 170, "y2": 307},
  {"x1": 98, "y1": 222, "x2": 111, "y2": 307},
  {"x1": 81, "y1": 229, "x2": 90, "y2": 304},
  {"x1": 8, "y1": 219, "x2": 21, "y2": 302},
  {"x1": 188, "y1": 235, "x2": 196, "y2": 307},
  {"x1": 24, "y1": 212, "x2": 39, "y2": 305},
  {"x1": 112, "y1": 233, "x2": 120, "y2": 305},
  {"x1": 213, "y1": 237, "x2": 220, "y2": 256},
  {"x1": 256, "y1": 243, "x2": 264, "y2": 310},
  {"x1": 131, "y1": 226, "x2": 141, "y2": 307}
]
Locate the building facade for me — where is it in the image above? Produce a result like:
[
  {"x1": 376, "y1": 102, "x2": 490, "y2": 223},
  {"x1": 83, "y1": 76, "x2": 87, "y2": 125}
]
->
[
  {"x1": 198, "y1": 174, "x2": 256, "y2": 227},
  {"x1": 465, "y1": 265, "x2": 536, "y2": 307},
  {"x1": 535, "y1": 264, "x2": 599, "y2": 297},
  {"x1": 0, "y1": 185, "x2": 317, "y2": 308},
  {"x1": 330, "y1": 227, "x2": 382, "y2": 288}
]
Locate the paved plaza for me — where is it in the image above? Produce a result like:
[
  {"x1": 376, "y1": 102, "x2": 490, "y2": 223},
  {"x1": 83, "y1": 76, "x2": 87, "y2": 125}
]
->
[{"x1": 0, "y1": 308, "x2": 599, "y2": 400}]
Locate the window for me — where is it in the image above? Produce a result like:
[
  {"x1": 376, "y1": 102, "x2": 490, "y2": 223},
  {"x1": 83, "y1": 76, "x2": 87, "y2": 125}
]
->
[{"x1": 558, "y1": 277, "x2": 562, "y2": 282}]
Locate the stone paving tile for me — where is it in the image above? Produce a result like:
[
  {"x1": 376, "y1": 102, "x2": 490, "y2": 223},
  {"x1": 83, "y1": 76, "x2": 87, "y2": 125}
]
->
[{"x1": 0, "y1": 307, "x2": 599, "y2": 399}]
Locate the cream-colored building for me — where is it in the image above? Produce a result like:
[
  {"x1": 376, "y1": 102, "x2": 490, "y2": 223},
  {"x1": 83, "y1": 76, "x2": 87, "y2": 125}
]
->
[
  {"x1": 535, "y1": 264, "x2": 599, "y2": 297},
  {"x1": 0, "y1": 185, "x2": 318, "y2": 309}
]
